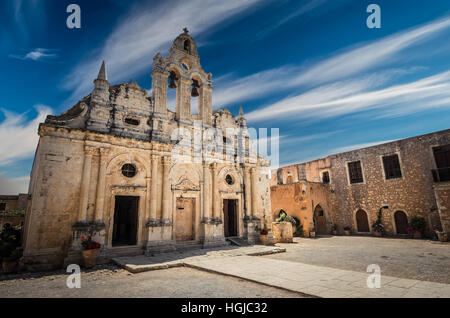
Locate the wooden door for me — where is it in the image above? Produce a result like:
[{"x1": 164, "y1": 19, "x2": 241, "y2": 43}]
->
[
  {"x1": 394, "y1": 211, "x2": 408, "y2": 234},
  {"x1": 223, "y1": 199, "x2": 237, "y2": 237},
  {"x1": 175, "y1": 197, "x2": 194, "y2": 241},
  {"x1": 356, "y1": 209, "x2": 370, "y2": 232},
  {"x1": 314, "y1": 205, "x2": 327, "y2": 234}
]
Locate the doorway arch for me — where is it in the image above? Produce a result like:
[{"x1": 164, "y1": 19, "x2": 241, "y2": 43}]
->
[
  {"x1": 394, "y1": 210, "x2": 408, "y2": 234},
  {"x1": 314, "y1": 205, "x2": 327, "y2": 234},
  {"x1": 355, "y1": 209, "x2": 370, "y2": 232}
]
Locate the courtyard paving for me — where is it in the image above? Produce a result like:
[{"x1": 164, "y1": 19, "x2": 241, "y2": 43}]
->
[
  {"x1": 0, "y1": 264, "x2": 304, "y2": 298},
  {"x1": 265, "y1": 236, "x2": 450, "y2": 284}
]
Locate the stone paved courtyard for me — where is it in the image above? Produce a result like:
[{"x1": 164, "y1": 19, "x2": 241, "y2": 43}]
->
[
  {"x1": 0, "y1": 265, "x2": 304, "y2": 298},
  {"x1": 1, "y1": 236, "x2": 449, "y2": 298},
  {"x1": 265, "y1": 236, "x2": 450, "y2": 284}
]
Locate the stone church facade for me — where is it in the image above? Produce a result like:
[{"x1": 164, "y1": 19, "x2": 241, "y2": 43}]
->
[
  {"x1": 21, "y1": 30, "x2": 271, "y2": 269},
  {"x1": 271, "y1": 129, "x2": 450, "y2": 239}
]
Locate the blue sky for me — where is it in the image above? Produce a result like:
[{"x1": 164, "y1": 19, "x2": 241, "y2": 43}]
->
[{"x1": 1, "y1": 0, "x2": 450, "y2": 194}]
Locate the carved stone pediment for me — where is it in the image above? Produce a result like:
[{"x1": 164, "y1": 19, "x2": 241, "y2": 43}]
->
[{"x1": 172, "y1": 176, "x2": 199, "y2": 191}]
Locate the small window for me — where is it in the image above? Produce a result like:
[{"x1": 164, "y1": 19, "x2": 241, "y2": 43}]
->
[
  {"x1": 318, "y1": 210, "x2": 324, "y2": 216},
  {"x1": 322, "y1": 171, "x2": 330, "y2": 184},
  {"x1": 383, "y1": 154, "x2": 402, "y2": 179},
  {"x1": 225, "y1": 174, "x2": 234, "y2": 185},
  {"x1": 348, "y1": 161, "x2": 364, "y2": 184},
  {"x1": 124, "y1": 118, "x2": 140, "y2": 126},
  {"x1": 122, "y1": 164, "x2": 137, "y2": 178},
  {"x1": 0, "y1": 203, "x2": 6, "y2": 211}
]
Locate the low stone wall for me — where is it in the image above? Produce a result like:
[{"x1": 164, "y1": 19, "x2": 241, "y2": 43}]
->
[{"x1": 272, "y1": 222, "x2": 293, "y2": 243}]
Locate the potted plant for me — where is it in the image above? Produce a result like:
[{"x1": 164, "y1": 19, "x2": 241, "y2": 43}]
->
[
  {"x1": 259, "y1": 228, "x2": 269, "y2": 245},
  {"x1": 343, "y1": 226, "x2": 351, "y2": 236},
  {"x1": 372, "y1": 222, "x2": 384, "y2": 237},
  {"x1": 309, "y1": 226, "x2": 316, "y2": 238},
  {"x1": 0, "y1": 224, "x2": 22, "y2": 273},
  {"x1": 435, "y1": 231, "x2": 448, "y2": 242},
  {"x1": 80, "y1": 234, "x2": 101, "y2": 268},
  {"x1": 331, "y1": 224, "x2": 338, "y2": 235},
  {"x1": 410, "y1": 217, "x2": 426, "y2": 239},
  {"x1": 294, "y1": 224, "x2": 304, "y2": 237}
]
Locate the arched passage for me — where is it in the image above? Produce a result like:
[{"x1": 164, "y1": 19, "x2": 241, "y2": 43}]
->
[
  {"x1": 356, "y1": 209, "x2": 370, "y2": 232},
  {"x1": 394, "y1": 211, "x2": 408, "y2": 234},
  {"x1": 314, "y1": 205, "x2": 327, "y2": 234}
]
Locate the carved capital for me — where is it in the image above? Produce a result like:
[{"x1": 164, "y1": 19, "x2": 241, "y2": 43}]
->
[
  {"x1": 162, "y1": 155, "x2": 171, "y2": 166},
  {"x1": 84, "y1": 146, "x2": 96, "y2": 156}
]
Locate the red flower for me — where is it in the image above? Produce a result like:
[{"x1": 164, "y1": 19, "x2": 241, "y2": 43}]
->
[{"x1": 80, "y1": 236, "x2": 84, "y2": 240}]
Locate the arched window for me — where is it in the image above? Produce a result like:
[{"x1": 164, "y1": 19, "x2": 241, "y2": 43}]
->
[
  {"x1": 356, "y1": 209, "x2": 370, "y2": 232},
  {"x1": 394, "y1": 211, "x2": 408, "y2": 234},
  {"x1": 184, "y1": 40, "x2": 191, "y2": 53}
]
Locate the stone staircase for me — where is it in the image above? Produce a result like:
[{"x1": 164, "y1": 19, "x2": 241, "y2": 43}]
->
[{"x1": 226, "y1": 236, "x2": 252, "y2": 246}]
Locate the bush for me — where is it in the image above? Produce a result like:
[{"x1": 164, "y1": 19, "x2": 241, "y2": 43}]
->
[
  {"x1": 294, "y1": 224, "x2": 304, "y2": 237},
  {"x1": 410, "y1": 217, "x2": 426, "y2": 233}
]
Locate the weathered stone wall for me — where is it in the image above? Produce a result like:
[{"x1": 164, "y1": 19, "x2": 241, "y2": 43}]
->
[
  {"x1": 271, "y1": 129, "x2": 450, "y2": 237},
  {"x1": 270, "y1": 181, "x2": 332, "y2": 235}
]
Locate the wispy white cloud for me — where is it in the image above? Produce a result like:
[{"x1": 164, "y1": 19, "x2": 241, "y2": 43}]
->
[
  {"x1": 9, "y1": 48, "x2": 59, "y2": 62},
  {"x1": 63, "y1": 0, "x2": 266, "y2": 105},
  {"x1": 247, "y1": 70, "x2": 450, "y2": 122},
  {"x1": 214, "y1": 15, "x2": 450, "y2": 110},
  {"x1": 0, "y1": 105, "x2": 52, "y2": 167},
  {"x1": 329, "y1": 140, "x2": 397, "y2": 155}
]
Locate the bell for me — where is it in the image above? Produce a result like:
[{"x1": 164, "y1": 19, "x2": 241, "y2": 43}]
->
[
  {"x1": 191, "y1": 79, "x2": 199, "y2": 97},
  {"x1": 168, "y1": 71, "x2": 177, "y2": 89},
  {"x1": 191, "y1": 86, "x2": 199, "y2": 97}
]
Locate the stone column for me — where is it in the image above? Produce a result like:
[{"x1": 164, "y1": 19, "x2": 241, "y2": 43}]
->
[
  {"x1": 175, "y1": 78, "x2": 191, "y2": 122},
  {"x1": 151, "y1": 70, "x2": 168, "y2": 116},
  {"x1": 250, "y1": 167, "x2": 258, "y2": 219},
  {"x1": 78, "y1": 146, "x2": 95, "y2": 222},
  {"x1": 94, "y1": 148, "x2": 108, "y2": 222},
  {"x1": 149, "y1": 155, "x2": 159, "y2": 224},
  {"x1": 198, "y1": 85, "x2": 212, "y2": 126},
  {"x1": 211, "y1": 162, "x2": 219, "y2": 220},
  {"x1": 203, "y1": 161, "x2": 211, "y2": 222},
  {"x1": 145, "y1": 176, "x2": 151, "y2": 221},
  {"x1": 244, "y1": 167, "x2": 252, "y2": 218},
  {"x1": 161, "y1": 155, "x2": 171, "y2": 224}
]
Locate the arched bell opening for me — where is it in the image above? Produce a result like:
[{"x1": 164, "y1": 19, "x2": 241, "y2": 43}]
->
[
  {"x1": 190, "y1": 75, "x2": 202, "y2": 116},
  {"x1": 166, "y1": 68, "x2": 180, "y2": 112}
]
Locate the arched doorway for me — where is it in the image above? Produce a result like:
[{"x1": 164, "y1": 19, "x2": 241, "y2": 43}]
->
[
  {"x1": 286, "y1": 175, "x2": 293, "y2": 184},
  {"x1": 355, "y1": 209, "x2": 370, "y2": 232},
  {"x1": 314, "y1": 205, "x2": 327, "y2": 234},
  {"x1": 394, "y1": 211, "x2": 408, "y2": 234}
]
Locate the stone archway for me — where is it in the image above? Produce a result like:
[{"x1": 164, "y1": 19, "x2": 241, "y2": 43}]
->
[
  {"x1": 314, "y1": 205, "x2": 327, "y2": 234},
  {"x1": 356, "y1": 209, "x2": 370, "y2": 232},
  {"x1": 394, "y1": 210, "x2": 408, "y2": 234}
]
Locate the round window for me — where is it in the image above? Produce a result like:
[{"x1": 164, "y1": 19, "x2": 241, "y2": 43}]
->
[
  {"x1": 225, "y1": 174, "x2": 234, "y2": 185},
  {"x1": 122, "y1": 164, "x2": 137, "y2": 178}
]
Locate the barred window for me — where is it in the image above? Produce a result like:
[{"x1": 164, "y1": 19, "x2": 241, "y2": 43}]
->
[
  {"x1": 383, "y1": 154, "x2": 402, "y2": 179},
  {"x1": 122, "y1": 164, "x2": 137, "y2": 178},
  {"x1": 348, "y1": 161, "x2": 363, "y2": 184}
]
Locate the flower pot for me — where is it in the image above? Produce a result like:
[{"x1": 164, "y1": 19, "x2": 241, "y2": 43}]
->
[
  {"x1": 332, "y1": 230, "x2": 337, "y2": 235},
  {"x1": 82, "y1": 249, "x2": 100, "y2": 268},
  {"x1": 373, "y1": 231, "x2": 382, "y2": 237},
  {"x1": 437, "y1": 233, "x2": 448, "y2": 242},
  {"x1": 344, "y1": 230, "x2": 351, "y2": 236},
  {"x1": 413, "y1": 231, "x2": 422, "y2": 239},
  {"x1": 2, "y1": 260, "x2": 17, "y2": 273},
  {"x1": 259, "y1": 234, "x2": 268, "y2": 245},
  {"x1": 310, "y1": 231, "x2": 316, "y2": 238}
]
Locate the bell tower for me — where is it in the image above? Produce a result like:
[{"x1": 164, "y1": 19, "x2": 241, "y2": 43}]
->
[{"x1": 151, "y1": 28, "x2": 213, "y2": 125}]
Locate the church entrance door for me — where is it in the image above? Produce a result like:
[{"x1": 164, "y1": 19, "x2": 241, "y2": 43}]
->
[
  {"x1": 175, "y1": 197, "x2": 195, "y2": 241},
  {"x1": 223, "y1": 199, "x2": 238, "y2": 237},
  {"x1": 112, "y1": 196, "x2": 139, "y2": 246}
]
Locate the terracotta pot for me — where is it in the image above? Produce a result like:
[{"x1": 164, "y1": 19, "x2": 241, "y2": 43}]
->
[
  {"x1": 413, "y1": 231, "x2": 422, "y2": 239},
  {"x1": 344, "y1": 230, "x2": 351, "y2": 236},
  {"x1": 437, "y1": 233, "x2": 448, "y2": 242},
  {"x1": 2, "y1": 260, "x2": 17, "y2": 273},
  {"x1": 259, "y1": 234, "x2": 268, "y2": 245},
  {"x1": 82, "y1": 249, "x2": 100, "y2": 268},
  {"x1": 310, "y1": 231, "x2": 316, "y2": 238},
  {"x1": 373, "y1": 231, "x2": 382, "y2": 237}
]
